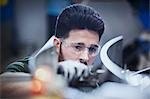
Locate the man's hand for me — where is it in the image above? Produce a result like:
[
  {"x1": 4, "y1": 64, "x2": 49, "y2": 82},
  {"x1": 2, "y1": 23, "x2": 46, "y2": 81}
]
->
[{"x1": 57, "y1": 60, "x2": 88, "y2": 83}]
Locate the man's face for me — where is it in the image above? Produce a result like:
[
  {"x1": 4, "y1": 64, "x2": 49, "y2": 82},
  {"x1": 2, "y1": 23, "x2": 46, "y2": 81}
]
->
[{"x1": 55, "y1": 29, "x2": 100, "y2": 66}]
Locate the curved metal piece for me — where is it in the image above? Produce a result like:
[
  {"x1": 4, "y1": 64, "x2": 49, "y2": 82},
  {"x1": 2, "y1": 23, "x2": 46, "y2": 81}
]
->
[
  {"x1": 100, "y1": 36, "x2": 127, "y2": 80},
  {"x1": 100, "y1": 36, "x2": 150, "y2": 87}
]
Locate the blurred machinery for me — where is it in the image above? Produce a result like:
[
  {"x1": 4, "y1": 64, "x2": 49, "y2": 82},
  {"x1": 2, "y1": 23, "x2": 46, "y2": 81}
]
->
[
  {"x1": 29, "y1": 46, "x2": 66, "y2": 98},
  {"x1": 29, "y1": 36, "x2": 150, "y2": 99}
]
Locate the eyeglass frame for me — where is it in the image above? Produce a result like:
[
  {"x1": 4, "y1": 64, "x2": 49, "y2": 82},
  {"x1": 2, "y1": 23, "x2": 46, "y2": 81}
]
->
[{"x1": 60, "y1": 38, "x2": 100, "y2": 57}]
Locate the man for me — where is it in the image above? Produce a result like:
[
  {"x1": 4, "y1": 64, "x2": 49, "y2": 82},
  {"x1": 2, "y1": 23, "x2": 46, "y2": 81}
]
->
[{"x1": 2, "y1": 4, "x2": 104, "y2": 90}]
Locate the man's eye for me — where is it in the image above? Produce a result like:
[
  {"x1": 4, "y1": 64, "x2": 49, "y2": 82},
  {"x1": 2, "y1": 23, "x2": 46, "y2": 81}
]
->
[
  {"x1": 74, "y1": 45, "x2": 83, "y2": 51},
  {"x1": 89, "y1": 47, "x2": 97, "y2": 53}
]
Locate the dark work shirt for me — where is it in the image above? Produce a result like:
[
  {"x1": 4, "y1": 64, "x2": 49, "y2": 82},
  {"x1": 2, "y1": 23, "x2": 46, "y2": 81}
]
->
[{"x1": 4, "y1": 57, "x2": 30, "y2": 73}]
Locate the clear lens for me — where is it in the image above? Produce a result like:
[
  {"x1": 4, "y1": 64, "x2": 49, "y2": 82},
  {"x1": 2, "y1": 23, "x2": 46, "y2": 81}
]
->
[{"x1": 62, "y1": 40, "x2": 100, "y2": 56}]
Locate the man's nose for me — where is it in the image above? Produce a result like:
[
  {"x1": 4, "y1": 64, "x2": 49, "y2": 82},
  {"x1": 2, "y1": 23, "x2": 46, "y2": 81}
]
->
[{"x1": 79, "y1": 49, "x2": 89, "y2": 65}]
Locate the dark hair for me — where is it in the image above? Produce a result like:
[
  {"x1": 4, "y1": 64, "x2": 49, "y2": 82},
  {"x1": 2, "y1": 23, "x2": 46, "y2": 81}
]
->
[{"x1": 55, "y1": 4, "x2": 104, "y2": 40}]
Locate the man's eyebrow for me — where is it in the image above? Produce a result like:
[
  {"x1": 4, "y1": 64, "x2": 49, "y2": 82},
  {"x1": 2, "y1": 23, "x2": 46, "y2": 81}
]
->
[
  {"x1": 74, "y1": 43, "x2": 99, "y2": 47},
  {"x1": 91, "y1": 44, "x2": 99, "y2": 47},
  {"x1": 74, "y1": 42, "x2": 85, "y2": 46}
]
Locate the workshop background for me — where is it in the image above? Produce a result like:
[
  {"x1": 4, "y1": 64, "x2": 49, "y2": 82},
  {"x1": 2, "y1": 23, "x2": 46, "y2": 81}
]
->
[{"x1": 0, "y1": 0, "x2": 149, "y2": 75}]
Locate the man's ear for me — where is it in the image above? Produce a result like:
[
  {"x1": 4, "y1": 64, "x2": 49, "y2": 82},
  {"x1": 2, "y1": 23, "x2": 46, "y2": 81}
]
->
[{"x1": 53, "y1": 37, "x2": 61, "y2": 52}]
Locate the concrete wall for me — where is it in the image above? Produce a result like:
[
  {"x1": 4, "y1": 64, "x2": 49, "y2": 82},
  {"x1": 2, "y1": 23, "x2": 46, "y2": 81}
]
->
[{"x1": 14, "y1": 0, "x2": 48, "y2": 54}]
